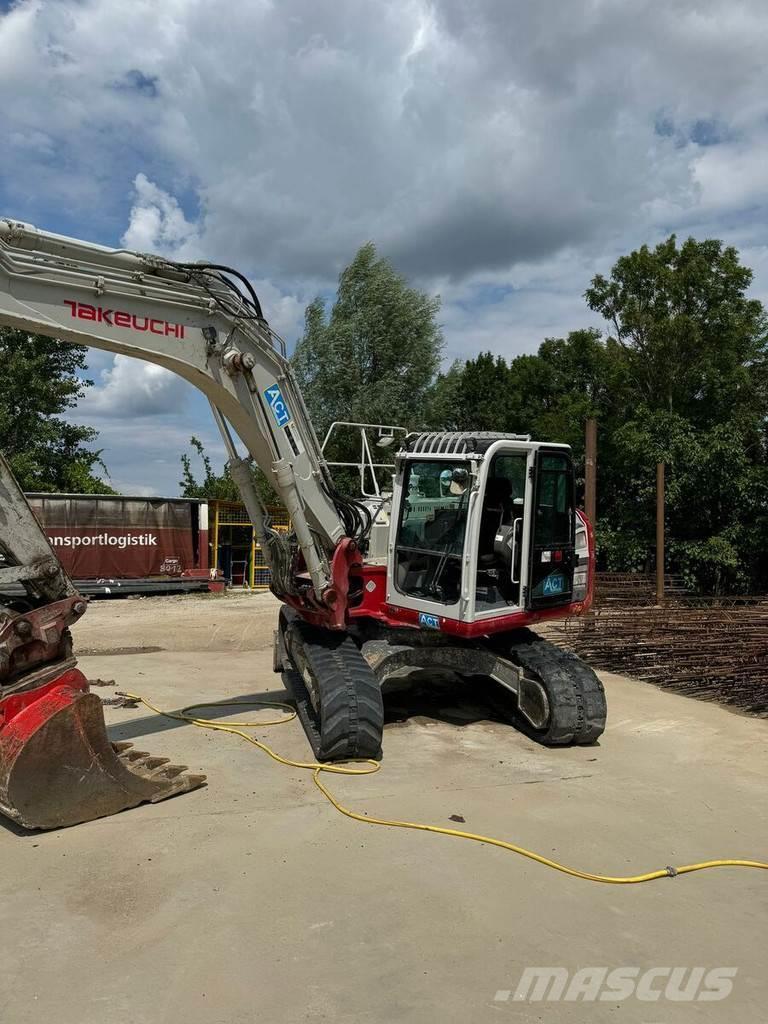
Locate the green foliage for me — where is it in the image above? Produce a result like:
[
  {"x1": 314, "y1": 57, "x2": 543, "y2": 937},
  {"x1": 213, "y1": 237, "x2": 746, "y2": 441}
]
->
[
  {"x1": 425, "y1": 235, "x2": 768, "y2": 594},
  {"x1": 430, "y1": 351, "x2": 516, "y2": 432},
  {"x1": 0, "y1": 327, "x2": 115, "y2": 493},
  {"x1": 606, "y1": 412, "x2": 762, "y2": 592},
  {"x1": 179, "y1": 436, "x2": 278, "y2": 505},
  {"x1": 293, "y1": 242, "x2": 443, "y2": 435},
  {"x1": 585, "y1": 235, "x2": 767, "y2": 428}
]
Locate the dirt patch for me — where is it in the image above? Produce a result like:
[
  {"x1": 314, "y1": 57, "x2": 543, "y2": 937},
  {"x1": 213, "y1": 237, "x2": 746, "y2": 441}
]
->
[{"x1": 72, "y1": 590, "x2": 281, "y2": 654}]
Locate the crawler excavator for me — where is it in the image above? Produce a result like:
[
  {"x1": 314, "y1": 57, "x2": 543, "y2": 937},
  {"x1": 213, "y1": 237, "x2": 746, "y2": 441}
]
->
[{"x1": 0, "y1": 218, "x2": 605, "y2": 829}]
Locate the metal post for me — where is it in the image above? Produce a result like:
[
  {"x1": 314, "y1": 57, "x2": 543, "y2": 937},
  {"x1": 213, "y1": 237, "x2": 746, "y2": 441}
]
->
[
  {"x1": 584, "y1": 418, "x2": 597, "y2": 527},
  {"x1": 656, "y1": 462, "x2": 665, "y2": 605},
  {"x1": 212, "y1": 501, "x2": 220, "y2": 575},
  {"x1": 249, "y1": 527, "x2": 256, "y2": 590}
]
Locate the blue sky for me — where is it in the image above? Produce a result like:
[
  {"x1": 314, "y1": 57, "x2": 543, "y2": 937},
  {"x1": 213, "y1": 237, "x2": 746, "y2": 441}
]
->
[{"x1": 2, "y1": 0, "x2": 768, "y2": 494}]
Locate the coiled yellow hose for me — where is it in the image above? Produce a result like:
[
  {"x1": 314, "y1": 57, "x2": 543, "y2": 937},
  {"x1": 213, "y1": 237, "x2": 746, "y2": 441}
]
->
[{"x1": 121, "y1": 693, "x2": 768, "y2": 885}]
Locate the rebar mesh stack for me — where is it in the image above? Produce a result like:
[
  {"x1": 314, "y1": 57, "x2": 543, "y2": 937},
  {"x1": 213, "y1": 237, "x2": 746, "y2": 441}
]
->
[{"x1": 547, "y1": 577, "x2": 768, "y2": 716}]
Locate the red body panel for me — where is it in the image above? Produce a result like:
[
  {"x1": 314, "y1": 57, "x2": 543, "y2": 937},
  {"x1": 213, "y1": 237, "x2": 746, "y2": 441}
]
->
[
  {"x1": 368, "y1": 598, "x2": 590, "y2": 637},
  {"x1": 285, "y1": 513, "x2": 595, "y2": 636},
  {"x1": 0, "y1": 668, "x2": 89, "y2": 729},
  {"x1": 346, "y1": 511, "x2": 595, "y2": 637}
]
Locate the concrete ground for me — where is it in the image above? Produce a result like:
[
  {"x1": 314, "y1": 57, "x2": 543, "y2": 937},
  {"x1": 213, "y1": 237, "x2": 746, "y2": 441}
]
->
[{"x1": 1, "y1": 591, "x2": 766, "y2": 1023}]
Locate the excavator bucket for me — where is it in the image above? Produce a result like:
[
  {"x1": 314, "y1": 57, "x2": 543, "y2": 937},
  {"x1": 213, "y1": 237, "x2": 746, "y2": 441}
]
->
[
  {"x1": 0, "y1": 669, "x2": 206, "y2": 830},
  {"x1": 0, "y1": 450, "x2": 205, "y2": 830}
]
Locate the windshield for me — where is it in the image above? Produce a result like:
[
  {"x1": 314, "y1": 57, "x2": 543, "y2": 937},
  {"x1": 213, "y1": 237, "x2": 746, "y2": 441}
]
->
[{"x1": 394, "y1": 460, "x2": 470, "y2": 604}]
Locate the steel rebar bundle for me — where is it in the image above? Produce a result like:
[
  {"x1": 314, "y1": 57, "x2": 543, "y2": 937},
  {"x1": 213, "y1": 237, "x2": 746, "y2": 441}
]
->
[{"x1": 547, "y1": 579, "x2": 768, "y2": 716}]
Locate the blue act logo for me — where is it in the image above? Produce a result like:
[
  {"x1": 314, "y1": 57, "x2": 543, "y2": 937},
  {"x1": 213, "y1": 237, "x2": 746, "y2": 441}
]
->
[
  {"x1": 543, "y1": 574, "x2": 566, "y2": 595},
  {"x1": 418, "y1": 612, "x2": 441, "y2": 630},
  {"x1": 264, "y1": 383, "x2": 291, "y2": 428}
]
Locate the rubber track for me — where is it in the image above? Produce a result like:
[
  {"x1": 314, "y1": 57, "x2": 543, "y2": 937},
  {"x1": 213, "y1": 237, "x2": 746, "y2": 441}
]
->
[
  {"x1": 502, "y1": 630, "x2": 607, "y2": 745},
  {"x1": 282, "y1": 667, "x2": 327, "y2": 760},
  {"x1": 280, "y1": 613, "x2": 383, "y2": 762}
]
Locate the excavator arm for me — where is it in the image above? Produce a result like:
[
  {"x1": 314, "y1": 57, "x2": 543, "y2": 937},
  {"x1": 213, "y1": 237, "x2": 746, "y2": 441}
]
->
[{"x1": 0, "y1": 219, "x2": 368, "y2": 620}]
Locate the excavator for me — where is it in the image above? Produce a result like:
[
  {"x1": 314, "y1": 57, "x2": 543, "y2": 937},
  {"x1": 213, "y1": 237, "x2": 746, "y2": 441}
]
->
[{"x1": 0, "y1": 218, "x2": 605, "y2": 830}]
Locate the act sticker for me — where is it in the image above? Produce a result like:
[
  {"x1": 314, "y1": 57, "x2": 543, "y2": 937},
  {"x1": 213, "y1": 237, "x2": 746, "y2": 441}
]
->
[
  {"x1": 543, "y1": 574, "x2": 566, "y2": 595},
  {"x1": 418, "y1": 612, "x2": 441, "y2": 630},
  {"x1": 264, "y1": 383, "x2": 291, "y2": 428}
]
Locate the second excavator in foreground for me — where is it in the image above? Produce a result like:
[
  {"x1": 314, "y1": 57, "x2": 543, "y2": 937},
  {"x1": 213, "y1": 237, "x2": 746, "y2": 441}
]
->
[{"x1": 0, "y1": 218, "x2": 605, "y2": 828}]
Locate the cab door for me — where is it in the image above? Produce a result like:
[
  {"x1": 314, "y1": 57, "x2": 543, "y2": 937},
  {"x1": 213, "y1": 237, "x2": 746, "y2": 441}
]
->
[
  {"x1": 527, "y1": 449, "x2": 576, "y2": 609},
  {"x1": 471, "y1": 444, "x2": 534, "y2": 619}
]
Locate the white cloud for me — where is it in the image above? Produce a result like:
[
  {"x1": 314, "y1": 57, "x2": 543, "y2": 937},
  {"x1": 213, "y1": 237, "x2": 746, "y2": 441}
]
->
[
  {"x1": 71, "y1": 409, "x2": 226, "y2": 495},
  {"x1": 121, "y1": 173, "x2": 201, "y2": 257},
  {"x1": 691, "y1": 136, "x2": 768, "y2": 214},
  {"x1": 77, "y1": 354, "x2": 190, "y2": 419},
  {"x1": 3, "y1": 0, "x2": 768, "y2": 490},
  {"x1": 3, "y1": 0, "x2": 768, "y2": 285}
]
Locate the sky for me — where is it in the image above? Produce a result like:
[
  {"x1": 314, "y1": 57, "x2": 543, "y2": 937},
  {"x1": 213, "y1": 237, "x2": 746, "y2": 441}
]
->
[{"x1": 1, "y1": 0, "x2": 768, "y2": 494}]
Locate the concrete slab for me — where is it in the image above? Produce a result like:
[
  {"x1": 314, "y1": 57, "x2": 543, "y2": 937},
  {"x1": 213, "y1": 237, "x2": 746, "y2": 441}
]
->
[{"x1": 1, "y1": 593, "x2": 766, "y2": 1023}]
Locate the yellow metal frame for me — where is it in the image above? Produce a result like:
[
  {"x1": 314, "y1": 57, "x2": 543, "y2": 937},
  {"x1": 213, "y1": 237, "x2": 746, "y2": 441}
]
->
[{"x1": 209, "y1": 500, "x2": 290, "y2": 589}]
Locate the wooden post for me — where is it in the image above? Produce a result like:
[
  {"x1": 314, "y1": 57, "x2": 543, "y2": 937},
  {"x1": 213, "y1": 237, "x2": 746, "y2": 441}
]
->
[
  {"x1": 656, "y1": 462, "x2": 665, "y2": 605},
  {"x1": 584, "y1": 418, "x2": 597, "y2": 527}
]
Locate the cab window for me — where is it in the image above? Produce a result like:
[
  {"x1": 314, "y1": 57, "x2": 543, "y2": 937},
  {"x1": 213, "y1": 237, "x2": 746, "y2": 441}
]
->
[
  {"x1": 535, "y1": 455, "x2": 572, "y2": 546},
  {"x1": 394, "y1": 460, "x2": 470, "y2": 604}
]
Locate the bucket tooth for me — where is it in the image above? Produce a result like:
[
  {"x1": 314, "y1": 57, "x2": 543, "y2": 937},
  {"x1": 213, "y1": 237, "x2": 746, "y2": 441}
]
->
[
  {"x1": 152, "y1": 764, "x2": 189, "y2": 779},
  {"x1": 148, "y1": 773, "x2": 207, "y2": 802},
  {"x1": 0, "y1": 683, "x2": 206, "y2": 830},
  {"x1": 121, "y1": 749, "x2": 150, "y2": 763},
  {"x1": 139, "y1": 756, "x2": 171, "y2": 770},
  {"x1": 185, "y1": 774, "x2": 207, "y2": 788}
]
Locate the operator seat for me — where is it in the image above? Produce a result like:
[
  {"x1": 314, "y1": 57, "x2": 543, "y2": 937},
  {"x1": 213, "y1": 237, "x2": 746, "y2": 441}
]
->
[{"x1": 478, "y1": 476, "x2": 512, "y2": 567}]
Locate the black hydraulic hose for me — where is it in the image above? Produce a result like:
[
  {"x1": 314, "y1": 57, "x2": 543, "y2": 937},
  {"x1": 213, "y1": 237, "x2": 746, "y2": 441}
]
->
[{"x1": 172, "y1": 261, "x2": 266, "y2": 321}]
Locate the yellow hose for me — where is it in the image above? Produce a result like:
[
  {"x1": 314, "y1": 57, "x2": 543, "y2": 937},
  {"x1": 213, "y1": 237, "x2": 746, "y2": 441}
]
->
[{"x1": 120, "y1": 692, "x2": 768, "y2": 885}]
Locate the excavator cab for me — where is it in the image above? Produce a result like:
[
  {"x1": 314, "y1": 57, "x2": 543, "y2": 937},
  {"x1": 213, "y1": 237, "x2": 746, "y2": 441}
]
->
[
  {"x1": 388, "y1": 434, "x2": 586, "y2": 630},
  {"x1": 295, "y1": 430, "x2": 605, "y2": 756}
]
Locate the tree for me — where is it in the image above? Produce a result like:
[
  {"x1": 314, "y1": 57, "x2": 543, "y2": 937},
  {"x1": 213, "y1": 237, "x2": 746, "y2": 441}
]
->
[
  {"x1": 425, "y1": 359, "x2": 465, "y2": 430},
  {"x1": 430, "y1": 352, "x2": 514, "y2": 432},
  {"x1": 431, "y1": 329, "x2": 628, "y2": 450},
  {"x1": 293, "y1": 243, "x2": 443, "y2": 435},
  {"x1": 179, "y1": 436, "x2": 278, "y2": 504},
  {"x1": 585, "y1": 235, "x2": 768, "y2": 428},
  {"x1": 423, "y1": 235, "x2": 768, "y2": 592},
  {"x1": 584, "y1": 236, "x2": 768, "y2": 589},
  {"x1": 0, "y1": 327, "x2": 115, "y2": 493},
  {"x1": 598, "y1": 412, "x2": 768, "y2": 592}
]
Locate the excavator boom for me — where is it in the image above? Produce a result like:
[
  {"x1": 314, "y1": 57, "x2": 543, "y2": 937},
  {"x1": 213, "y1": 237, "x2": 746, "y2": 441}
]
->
[
  {"x1": 0, "y1": 219, "x2": 362, "y2": 615},
  {"x1": 0, "y1": 217, "x2": 379, "y2": 829}
]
